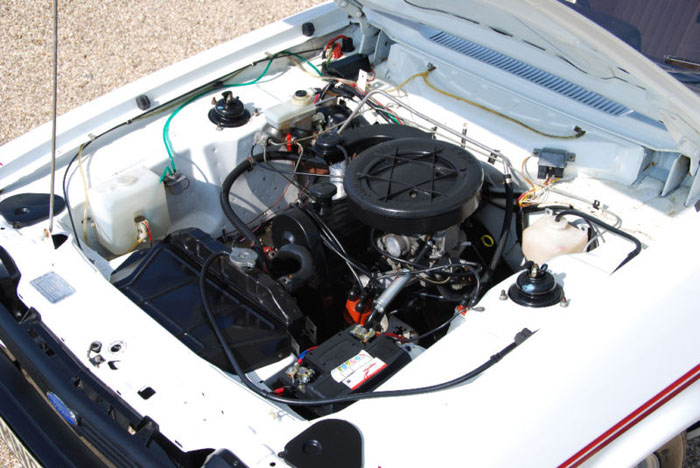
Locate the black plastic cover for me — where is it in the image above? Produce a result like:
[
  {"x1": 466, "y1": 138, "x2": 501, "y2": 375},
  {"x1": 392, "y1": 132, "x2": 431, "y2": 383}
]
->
[
  {"x1": 0, "y1": 193, "x2": 65, "y2": 228},
  {"x1": 270, "y1": 203, "x2": 366, "y2": 290},
  {"x1": 344, "y1": 138, "x2": 483, "y2": 234},
  {"x1": 111, "y1": 228, "x2": 306, "y2": 372},
  {"x1": 281, "y1": 419, "x2": 362, "y2": 468},
  {"x1": 322, "y1": 54, "x2": 371, "y2": 81}
]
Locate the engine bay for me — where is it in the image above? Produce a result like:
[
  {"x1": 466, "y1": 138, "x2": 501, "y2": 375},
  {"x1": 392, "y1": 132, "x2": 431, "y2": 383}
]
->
[
  {"x1": 108, "y1": 108, "x2": 502, "y2": 418},
  {"x1": 3, "y1": 2, "x2": 700, "y2": 465},
  {"x1": 9, "y1": 15, "x2": 692, "y2": 429}
]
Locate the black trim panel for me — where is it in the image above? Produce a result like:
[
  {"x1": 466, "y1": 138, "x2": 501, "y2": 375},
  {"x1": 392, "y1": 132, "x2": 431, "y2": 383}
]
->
[
  {"x1": 0, "y1": 346, "x2": 105, "y2": 467},
  {"x1": 0, "y1": 306, "x2": 177, "y2": 467}
]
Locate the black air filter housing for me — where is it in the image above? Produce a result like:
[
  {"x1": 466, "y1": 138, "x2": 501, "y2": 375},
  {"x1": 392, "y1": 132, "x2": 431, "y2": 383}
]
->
[{"x1": 344, "y1": 138, "x2": 483, "y2": 234}]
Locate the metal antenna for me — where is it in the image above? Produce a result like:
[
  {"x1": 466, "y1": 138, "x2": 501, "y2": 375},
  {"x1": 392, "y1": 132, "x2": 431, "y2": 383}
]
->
[{"x1": 48, "y1": 0, "x2": 58, "y2": 234}]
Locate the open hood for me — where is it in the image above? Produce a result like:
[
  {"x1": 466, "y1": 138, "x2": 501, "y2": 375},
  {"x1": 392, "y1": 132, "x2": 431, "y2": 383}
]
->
[{"x1": 339, "y1": 0, "x2": 700, "y2": 165}]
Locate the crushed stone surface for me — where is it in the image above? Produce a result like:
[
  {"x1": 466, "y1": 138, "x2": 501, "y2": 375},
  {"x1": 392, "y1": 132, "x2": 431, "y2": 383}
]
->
[{"x1": 0, "y1": 0, "x2": 324, "y2": 146}]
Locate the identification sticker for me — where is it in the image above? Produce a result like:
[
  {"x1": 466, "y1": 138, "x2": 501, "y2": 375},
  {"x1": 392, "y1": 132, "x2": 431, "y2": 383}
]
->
[
  {"x1": 30, "y1": 272, "x2": 75, "y2": 304},
  {"x1": 331, "y1": 350, "x2": 387, "y2": 390}
]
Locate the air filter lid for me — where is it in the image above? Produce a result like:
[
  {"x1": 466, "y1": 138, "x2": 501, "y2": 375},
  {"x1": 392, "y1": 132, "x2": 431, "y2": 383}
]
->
[{"x1": 344, "y1": 138, "x2": 483, "y2": 234}]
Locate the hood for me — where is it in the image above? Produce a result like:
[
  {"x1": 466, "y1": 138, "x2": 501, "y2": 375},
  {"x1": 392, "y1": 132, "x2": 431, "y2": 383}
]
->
[{"x1": 340, "y1": 0, "x2": 700, "y2": 166}]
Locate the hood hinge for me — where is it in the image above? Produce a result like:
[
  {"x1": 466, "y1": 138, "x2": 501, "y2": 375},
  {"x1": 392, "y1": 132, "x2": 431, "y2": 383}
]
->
[{"x1": 334, "y1": 0, "x2": 364, "y2": 18}]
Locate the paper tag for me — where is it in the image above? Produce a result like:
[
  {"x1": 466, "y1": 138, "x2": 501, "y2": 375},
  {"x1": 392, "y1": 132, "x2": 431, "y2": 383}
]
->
[
  {"x1": 357, "y1": 69, "x2": 369, "y2": 91},
  {"x1": 330, "y1": 350, "x2": 387, "y2": 390}
]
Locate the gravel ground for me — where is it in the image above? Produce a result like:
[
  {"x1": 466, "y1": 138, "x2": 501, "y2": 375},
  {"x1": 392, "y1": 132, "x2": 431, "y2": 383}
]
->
[
  {"x1": 0, "y1": 440, "x2": 21, "y2": 468},
  {"x1": 0, "y1": 2, "x2": 324, "y2": 465},
  {"x1": 688, "y1": 437, "x2": 700, "y2": 468},
  {"x1": 0, "y1": 1, "x2": 699, "y2": 468},
  {"x1": 0, "y1": 0, "x2": 324, "y2": 147}
]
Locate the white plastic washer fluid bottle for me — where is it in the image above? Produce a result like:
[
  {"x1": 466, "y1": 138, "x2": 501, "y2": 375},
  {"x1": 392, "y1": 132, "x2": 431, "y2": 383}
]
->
[{"x1": 88, "y1": 166, "x2": 171, "y2": 256}]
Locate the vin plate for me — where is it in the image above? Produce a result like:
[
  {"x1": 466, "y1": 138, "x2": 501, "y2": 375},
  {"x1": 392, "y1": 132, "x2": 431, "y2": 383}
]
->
[{"x1": 30, "y1": 272, "x2": 75, "y2": 304}]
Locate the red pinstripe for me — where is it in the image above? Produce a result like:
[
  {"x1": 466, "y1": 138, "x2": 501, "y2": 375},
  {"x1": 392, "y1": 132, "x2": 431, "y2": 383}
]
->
[{"x1": 559, "y1": 363, "x2": 700, "y2": 468}]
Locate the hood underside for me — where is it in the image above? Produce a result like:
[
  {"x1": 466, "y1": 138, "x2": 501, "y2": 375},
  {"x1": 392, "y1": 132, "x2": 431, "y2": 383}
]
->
[{"x1": 343, "y1": 0, "x2": 700, "y2": 166}]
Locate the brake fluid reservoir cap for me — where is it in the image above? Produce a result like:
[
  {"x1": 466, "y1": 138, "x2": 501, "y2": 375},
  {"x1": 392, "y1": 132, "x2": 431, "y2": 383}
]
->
[{"x1": 292, "y1": 89, "x2": 313, "y2": 106}]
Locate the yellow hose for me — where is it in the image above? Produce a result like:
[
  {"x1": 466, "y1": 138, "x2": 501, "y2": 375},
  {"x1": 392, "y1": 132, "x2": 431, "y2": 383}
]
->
[{"x1": 389, "y1": 69, "x2": 585, "y2": 140}]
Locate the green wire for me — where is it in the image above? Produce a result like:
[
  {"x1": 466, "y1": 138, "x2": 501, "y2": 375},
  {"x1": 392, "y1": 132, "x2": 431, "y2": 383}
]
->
[
  {"x1": 160, "y1": 51, "x2": 322, "y2": 182},
  {"x1": 287, "y1": 51, "x2": 323, "y2": 76}
]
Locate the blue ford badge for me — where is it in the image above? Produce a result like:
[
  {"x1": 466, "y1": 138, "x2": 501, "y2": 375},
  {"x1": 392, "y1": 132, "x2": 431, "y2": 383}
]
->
[{"x1": 47, "y1": 392, "x2": 78, "y2": 426}]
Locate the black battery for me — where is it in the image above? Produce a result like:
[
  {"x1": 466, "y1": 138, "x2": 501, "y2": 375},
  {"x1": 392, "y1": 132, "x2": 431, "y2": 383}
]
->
[{"x1": 272, "y1": 327, "x2": 411, "y2": 418}]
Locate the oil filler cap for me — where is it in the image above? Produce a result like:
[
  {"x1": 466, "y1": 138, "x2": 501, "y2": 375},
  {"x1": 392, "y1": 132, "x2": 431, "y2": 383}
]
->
[
  {"x1": 209, "y1": 91, "x2": 250, "y2": 128},
  {"x1": 508, "y1": 263, "x2": 563, "y2": 308}
]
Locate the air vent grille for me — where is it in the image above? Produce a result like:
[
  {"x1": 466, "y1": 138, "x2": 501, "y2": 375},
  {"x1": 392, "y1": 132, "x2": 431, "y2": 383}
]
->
[{"x1": 429, "y1": 31, "x2": 630, "y2": 116}]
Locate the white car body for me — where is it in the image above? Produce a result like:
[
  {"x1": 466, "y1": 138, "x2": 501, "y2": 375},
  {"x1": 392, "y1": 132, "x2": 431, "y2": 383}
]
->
[{"x1": 0, "y1": 1, "x2": 699, "y2": 467}]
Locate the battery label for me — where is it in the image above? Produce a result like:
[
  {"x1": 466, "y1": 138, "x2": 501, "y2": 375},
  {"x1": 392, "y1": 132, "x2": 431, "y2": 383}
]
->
[{"x1": 331, "y1": 350, "x2": 387, "y2": 390}]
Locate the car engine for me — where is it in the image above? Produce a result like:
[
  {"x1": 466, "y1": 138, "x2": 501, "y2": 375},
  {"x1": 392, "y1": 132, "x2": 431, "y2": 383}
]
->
[{"x1": 102, "y1": 74, "x2": 524, "y2": 417}]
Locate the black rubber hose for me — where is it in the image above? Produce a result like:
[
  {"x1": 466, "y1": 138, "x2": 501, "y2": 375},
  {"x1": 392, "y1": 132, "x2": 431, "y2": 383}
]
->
[
  {"x1": 220, "y1": 151, "x2": 325, "y2": 250},
  {"x1": 401, "y1": 312, "x2": 462, "y2": 343},
  {"x1": 275, "y1": 244, "x2": 314, "y2": 292},
  {"x1": 481, "y1": 174, "x2": 514, "y2": 285},
  {"x1": 553, "y1": 209, "x2": 642, "y2": 272},
  {"x1": 336, "y1": 144, "x2": 350, "y2": 164},
  {"x1": 524, "y1": 204, "x2": 597, "y2": 238},
  {"x1": 515, "y1": 204, "x2": 524, "y2": 247},
  {"x1": 200, "y1": 250, "x2": 526, "y2": 406},
  {"x1": 318, "y1": 82, "x2": 334, "y2": 101},
  {"x1": 336, "y1": 84, "x2": 395, "y2": 124}
]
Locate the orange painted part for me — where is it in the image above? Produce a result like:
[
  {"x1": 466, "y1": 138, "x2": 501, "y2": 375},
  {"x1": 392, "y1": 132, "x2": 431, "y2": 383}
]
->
[{"x1": 345, "y1": 298, "x2": 371, "y2": 325}]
